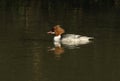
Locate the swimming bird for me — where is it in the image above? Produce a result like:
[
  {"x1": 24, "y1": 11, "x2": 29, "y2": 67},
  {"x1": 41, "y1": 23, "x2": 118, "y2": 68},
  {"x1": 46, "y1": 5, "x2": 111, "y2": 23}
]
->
[{"x1": 47, "y1": 25, "x2": 93, "y2": 46}]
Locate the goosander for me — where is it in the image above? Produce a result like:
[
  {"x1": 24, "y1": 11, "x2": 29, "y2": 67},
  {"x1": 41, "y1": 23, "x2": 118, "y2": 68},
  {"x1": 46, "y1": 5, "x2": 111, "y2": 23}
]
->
[{"x1": 47, "y1": 25, "x2": 93, "y2": 46}]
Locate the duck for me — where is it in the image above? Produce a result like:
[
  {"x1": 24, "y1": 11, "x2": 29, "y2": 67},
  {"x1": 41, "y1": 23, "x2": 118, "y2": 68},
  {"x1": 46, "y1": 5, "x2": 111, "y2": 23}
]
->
[{"x1": 47, "y1": 25, "x2": 93, "y2": 46}]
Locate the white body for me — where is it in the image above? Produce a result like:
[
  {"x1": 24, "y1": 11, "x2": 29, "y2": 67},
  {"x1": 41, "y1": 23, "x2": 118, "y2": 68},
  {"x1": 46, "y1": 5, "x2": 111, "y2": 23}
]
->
[
  {"x1": 54, "y1": 34, "x2": 93, "y2": 46},
  {"x1": 54, "y1": 35, "x2": 61, "y2": 42}
]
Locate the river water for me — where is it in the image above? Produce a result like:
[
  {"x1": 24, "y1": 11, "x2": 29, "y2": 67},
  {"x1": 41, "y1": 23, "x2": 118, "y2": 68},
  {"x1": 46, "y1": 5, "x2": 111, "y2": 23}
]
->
[{"x1": 0, "y1": 2, "x2": 120, "y2": 81}]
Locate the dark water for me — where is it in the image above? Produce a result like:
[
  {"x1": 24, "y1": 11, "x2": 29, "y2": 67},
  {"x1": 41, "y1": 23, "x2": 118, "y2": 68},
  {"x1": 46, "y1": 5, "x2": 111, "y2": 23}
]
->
[{"x1": 0, "y1": 3, "x2": 120, "y2": 81}]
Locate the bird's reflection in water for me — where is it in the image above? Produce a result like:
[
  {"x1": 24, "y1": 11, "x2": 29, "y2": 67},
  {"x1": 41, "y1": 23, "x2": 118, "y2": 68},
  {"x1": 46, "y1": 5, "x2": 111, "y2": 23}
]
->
[{"x1": 48, "y1": 41, "x2": 64, "y2": 60}]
